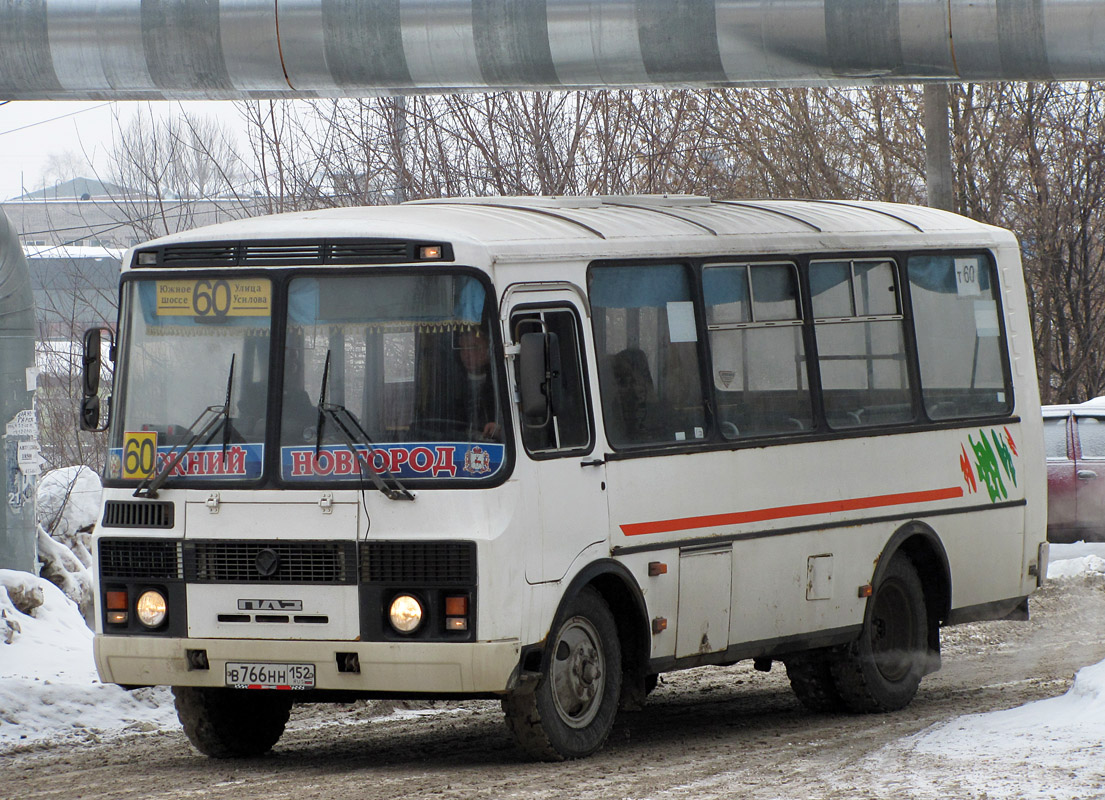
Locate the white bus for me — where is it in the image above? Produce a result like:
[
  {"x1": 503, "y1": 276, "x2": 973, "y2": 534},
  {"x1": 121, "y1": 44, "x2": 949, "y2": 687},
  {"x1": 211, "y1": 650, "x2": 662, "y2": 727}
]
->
[{"x1": 82, "y1": 195, "x2": 1047, "y2": 761}]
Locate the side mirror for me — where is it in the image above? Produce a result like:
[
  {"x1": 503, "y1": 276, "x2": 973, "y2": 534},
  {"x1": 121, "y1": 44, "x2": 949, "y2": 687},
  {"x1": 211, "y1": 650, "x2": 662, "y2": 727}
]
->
[
  {"x1": 519, "y1": 331, "x2": 560, "y2": 425},
  {"x1": 80, "y1": 396, "x2": 102, "y2": 431},
  {"x1": 80, "y1": 327, "x2": 114, "y2": 432},
  {"x1": 82, "y1": 328, "x2": 103, "y2": 396}
]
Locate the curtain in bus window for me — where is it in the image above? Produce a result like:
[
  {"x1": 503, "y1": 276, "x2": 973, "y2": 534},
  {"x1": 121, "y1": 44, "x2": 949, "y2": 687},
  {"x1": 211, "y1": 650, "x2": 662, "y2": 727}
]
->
[
  {"x1": 590, "y1": 264, "x2": 706, "y2": 447},
  {"x1": 703, "y1": 264, "x2": 812, "y2": 438},
  {"x1": 811, "y1": 260, "x2": 912, "y2": 429},
  {"x1": 907, "y1": 254, "x2": 1010, "y2": 420}
]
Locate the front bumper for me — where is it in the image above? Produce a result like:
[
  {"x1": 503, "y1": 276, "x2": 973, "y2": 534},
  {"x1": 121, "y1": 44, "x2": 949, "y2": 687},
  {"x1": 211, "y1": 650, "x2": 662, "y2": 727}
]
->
[{"x1": 94, "y1": 635, "x2": 522, "y2": 694}]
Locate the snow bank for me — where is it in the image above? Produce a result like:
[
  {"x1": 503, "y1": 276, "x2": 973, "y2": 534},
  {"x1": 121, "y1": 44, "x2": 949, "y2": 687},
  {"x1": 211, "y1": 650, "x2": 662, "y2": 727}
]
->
[
  {"x1": 0, "y1": 570, "x2": 175, "y2": 751},
  {"x1": 36, "y1": 465, "x2": 102, "y2": 537},
  {"x1": 843, "y1": 543, "x2": 1105, "y2": 799},
  {"x1": 853, "y1": 659, "x2": 1105, "y2": 800}
]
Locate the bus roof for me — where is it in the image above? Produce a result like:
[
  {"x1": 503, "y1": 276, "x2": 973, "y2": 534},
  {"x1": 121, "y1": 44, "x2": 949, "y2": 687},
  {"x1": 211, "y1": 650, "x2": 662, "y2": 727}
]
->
[{"x1": 126, "y1": 196, "x2": 1017, "y2": 268}]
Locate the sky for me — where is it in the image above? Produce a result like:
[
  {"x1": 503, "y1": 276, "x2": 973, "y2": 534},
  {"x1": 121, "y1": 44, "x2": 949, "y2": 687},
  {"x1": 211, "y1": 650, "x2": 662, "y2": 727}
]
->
[
  {"x1": 0, "y1": 101, "x2": 247, "y2": 202},
  {"x1": 3, "y1": 519, "x2": 1105, "y2": 797}
]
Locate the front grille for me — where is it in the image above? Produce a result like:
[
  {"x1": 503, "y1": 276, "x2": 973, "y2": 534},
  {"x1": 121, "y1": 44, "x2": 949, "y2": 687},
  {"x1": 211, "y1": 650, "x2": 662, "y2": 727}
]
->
[
  {"x1": 99, "y1": 539, "x2": 183, "y2": 580},
  {"x1": 184, "y1": 541, "x2": 357, "y2": 584},
  {"x1": 360, "y1": 541, "x2": 476, "y2": 584},
  {"x1": 102, "y1": 500, "x2": 174, "y2": 529},
  {"x1": 242, "y1": 242, "x2": 324, "y2": 264},
  {"x1": 329, "y1": 241, "x2": 410, "y2": 264},
  {"x1": 159, "y1": 243, "x2": 238, "y2": 265}
]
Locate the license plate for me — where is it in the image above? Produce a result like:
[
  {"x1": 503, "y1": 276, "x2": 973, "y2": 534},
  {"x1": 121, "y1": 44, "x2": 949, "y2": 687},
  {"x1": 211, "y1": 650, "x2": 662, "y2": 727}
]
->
[{"x1": 225, "y1": 661, "x2": 315, "y2": 690}]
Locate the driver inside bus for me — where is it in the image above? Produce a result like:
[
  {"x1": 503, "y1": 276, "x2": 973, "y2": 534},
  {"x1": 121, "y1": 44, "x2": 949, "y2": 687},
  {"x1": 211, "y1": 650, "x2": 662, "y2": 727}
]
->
[{"x1": 456, "y1": 328, "x2": 502, "y2": 441}]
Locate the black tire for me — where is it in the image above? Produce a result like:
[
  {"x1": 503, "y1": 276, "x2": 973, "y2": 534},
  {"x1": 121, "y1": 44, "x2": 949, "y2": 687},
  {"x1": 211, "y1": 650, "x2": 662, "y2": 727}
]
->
[
  {"x1": 173, "y1": 687, "x2": 293, "y2": 758},
  {"x1": 502, "y1": 587, "x2": 622, "y2": 761},
  {"x1": 830, "y1": 556, "x2": 929, "y2": 713},
  {"x1": 784, "y1": 652, "x2": 845, "y2": 713}
]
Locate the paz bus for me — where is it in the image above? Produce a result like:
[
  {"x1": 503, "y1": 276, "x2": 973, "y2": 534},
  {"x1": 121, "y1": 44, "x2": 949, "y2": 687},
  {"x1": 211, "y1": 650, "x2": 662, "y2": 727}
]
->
[{"x1": 81, "y1": 195, "x2": 1047, "y2": 761}]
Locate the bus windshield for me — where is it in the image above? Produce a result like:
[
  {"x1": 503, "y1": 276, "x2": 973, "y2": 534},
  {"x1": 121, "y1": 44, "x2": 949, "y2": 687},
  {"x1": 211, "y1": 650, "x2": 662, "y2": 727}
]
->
[
  {"x1": 107, "y1": 277, "x2": 272, "y2": 482},
  {"x1": 279, "y1": 272, "x2": 506, "y2": 484}
]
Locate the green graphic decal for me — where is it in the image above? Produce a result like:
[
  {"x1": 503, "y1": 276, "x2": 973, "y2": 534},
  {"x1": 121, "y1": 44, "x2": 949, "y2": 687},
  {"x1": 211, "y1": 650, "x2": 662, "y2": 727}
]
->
[{"x1": 963, "y1": 427, "x2": 1019, "y2": 503}]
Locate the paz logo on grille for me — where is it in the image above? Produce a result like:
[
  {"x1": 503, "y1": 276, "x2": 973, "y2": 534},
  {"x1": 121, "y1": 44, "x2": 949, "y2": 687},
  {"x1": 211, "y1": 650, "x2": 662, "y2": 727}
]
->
[
  {"x1": 238, "y1": 599, "x2": 303, "y2": 611},
  {"x1": 254, "y1": 548, "x2": 281, "y2": 577}
]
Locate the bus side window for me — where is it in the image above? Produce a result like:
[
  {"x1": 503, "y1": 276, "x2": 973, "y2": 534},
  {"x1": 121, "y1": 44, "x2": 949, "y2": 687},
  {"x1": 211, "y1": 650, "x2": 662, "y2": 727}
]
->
[
  {"x1": 511, "y1": 308, "x2": 592, "y2": 455},
  {"x1": 703, "y1": 262, "x2": 812, "y2": 438},
  {"x1": 906, "y1": 254, "x2": 1012, "y2": 420},
  {"x1": 589, "y1": 264, "x2": 708, "y2": 448},
  {"x1": 811, "y1": 259, "x2": 914, "y2": 429}
]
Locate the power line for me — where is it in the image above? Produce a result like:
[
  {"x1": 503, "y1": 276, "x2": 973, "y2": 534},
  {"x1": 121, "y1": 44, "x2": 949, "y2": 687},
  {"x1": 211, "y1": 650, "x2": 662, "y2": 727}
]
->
[{"x1": 0, "y1": 102, "x2": 112, "y2": 138}]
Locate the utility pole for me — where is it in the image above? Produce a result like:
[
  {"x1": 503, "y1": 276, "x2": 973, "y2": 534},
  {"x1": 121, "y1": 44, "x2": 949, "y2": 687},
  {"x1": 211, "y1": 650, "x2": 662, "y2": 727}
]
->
[{"x1": 924, "y1": 83, "x2": 954, "y2": 212}]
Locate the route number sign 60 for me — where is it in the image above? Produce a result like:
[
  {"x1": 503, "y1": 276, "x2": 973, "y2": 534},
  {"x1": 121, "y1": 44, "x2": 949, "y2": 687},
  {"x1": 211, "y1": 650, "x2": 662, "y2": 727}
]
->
[{"x1": 122, "y1": 431, "x2": 158, "y2": 479}]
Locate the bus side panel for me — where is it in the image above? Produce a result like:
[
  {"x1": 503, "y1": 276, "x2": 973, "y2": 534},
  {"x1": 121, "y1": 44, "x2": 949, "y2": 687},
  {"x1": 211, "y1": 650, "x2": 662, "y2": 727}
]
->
[{"x1": 606, "y1": 422, "x2": 1032, "y2": 659}]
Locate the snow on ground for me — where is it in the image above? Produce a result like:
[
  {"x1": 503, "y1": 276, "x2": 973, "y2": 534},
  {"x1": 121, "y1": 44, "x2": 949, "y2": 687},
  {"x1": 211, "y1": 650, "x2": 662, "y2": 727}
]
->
[
  {"x1": 35, "y1": 465, "x2": 104, "y2": 538},
  {"x1": 0, "y1": 570, "x2": 176, "y2": 750},
  {"x1": 1, "y1": 543, "x2": 1104, "y2": 765}
]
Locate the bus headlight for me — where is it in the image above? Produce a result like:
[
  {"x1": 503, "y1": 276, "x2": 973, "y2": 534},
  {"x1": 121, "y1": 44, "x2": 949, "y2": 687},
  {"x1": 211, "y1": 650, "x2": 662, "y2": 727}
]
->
[
  {"x1": 136, "y1": 589, "x2": 168, "y2": 628},
  {"x1": 388, "y1": 594, "x2": 423, "y2": 633}
]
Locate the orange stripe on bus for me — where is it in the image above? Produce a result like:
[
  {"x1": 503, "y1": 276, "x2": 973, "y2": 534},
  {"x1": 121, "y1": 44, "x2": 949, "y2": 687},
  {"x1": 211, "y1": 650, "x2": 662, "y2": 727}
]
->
[{"x1": 619, "y1": 486, "x2": 966, "y2": 537}]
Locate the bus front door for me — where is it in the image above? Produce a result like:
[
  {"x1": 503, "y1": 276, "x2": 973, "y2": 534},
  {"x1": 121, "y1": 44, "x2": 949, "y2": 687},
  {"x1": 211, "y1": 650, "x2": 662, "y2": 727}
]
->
[{"x1": 506, "y1": 293, "x2": 608, "y2": 583}]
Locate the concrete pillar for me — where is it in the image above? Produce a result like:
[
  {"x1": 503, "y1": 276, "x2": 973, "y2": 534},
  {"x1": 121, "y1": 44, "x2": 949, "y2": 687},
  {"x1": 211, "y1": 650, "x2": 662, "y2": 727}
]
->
[{"x1": 0, "y1": 208, "x2": 38, "y2": 572}]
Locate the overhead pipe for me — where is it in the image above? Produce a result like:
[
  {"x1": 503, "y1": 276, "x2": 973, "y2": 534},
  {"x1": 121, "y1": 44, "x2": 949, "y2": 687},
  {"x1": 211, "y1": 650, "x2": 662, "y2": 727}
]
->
[{"x1": 1, "y1": 0, "x2": 1104, "y2": 100}]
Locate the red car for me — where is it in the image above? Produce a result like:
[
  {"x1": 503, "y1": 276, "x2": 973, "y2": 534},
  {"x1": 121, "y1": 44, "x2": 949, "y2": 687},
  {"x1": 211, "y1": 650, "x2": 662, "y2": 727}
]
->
[{"x1": 1044, "y1": 398, "x2": 1105, "y2": 542}]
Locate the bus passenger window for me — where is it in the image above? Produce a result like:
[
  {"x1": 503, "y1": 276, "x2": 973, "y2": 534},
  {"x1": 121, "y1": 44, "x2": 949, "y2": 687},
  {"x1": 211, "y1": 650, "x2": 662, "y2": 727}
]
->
[
  {"x1": 703, "y1": 263, "x2": 812, "y2": 438},
  {"x1": 511, "y1": 308, "x2": 591, "y2": 455},
  {"x1": 589, "y1": 264, "x2": 707, "y2": 448},
  {"x1": 811, "y1": 259, "x2": 913, "y2": 429},
  {"x1": 907, "y1": 254, "x2": 1011, "y2": 420}
]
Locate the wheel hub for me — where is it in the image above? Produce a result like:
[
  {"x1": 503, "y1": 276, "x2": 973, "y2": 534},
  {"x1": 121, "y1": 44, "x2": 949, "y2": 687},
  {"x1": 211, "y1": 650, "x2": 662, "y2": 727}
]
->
[{"x1": 550, "y1": 617, "x2": 606, "y2": 728}]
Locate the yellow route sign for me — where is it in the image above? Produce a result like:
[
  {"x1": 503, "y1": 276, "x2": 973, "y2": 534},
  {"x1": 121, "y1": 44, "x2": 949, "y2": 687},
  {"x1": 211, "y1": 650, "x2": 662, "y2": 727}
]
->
[
  {"x1": 156, "y1": 279, "x2": 271, "y2": 317},
  {"x1": 122, "y1": 431, "x2": 158, "y2": 479}
]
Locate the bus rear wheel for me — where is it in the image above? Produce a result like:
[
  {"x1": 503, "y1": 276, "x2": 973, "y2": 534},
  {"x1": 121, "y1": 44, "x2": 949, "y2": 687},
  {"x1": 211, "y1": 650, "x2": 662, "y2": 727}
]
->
[
  {"x1": 830, "y1": 555, "x2": 929, "y2": 713},
  {"x1": 502, "y1": 587, "x2": 621, "y2": 761},
  {"x1": 784, "y1": 652, "x2": 846, "y2": 712},
  {"x1": 173, "y1": 686, "x2": 293, "y2": 758}
]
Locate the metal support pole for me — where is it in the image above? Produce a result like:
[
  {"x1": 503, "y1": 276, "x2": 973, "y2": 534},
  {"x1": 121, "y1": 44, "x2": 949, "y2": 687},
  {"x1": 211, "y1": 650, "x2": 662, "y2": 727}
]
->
[{"x1": 924, "y1": 83, "x2": 954, "y2": 212}]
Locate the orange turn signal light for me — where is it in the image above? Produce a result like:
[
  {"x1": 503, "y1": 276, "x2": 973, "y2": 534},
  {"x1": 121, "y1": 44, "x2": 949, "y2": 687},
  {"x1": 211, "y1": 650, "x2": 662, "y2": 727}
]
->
[
  {"x1": 106, "y1": 590, "x2": 128, "y2": 610},
  {"x1": 445, "y1": 595, "x2": 468, "y2": 616}
]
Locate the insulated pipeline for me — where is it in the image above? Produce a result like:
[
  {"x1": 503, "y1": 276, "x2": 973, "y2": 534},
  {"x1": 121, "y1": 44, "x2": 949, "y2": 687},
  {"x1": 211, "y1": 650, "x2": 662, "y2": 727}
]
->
[{"x1": 0, "y1": 0, "x2": 1103, "y2": 100}]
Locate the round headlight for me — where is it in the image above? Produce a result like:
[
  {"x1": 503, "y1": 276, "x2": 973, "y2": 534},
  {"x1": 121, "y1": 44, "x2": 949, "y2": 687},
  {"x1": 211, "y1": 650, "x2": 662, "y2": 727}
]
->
[
  {"x1": 388, "y1": 594, "x2": 423, "y2": 634},
  {"x1": 136, "y1": 589, "x2": 167, "y2": 628}
]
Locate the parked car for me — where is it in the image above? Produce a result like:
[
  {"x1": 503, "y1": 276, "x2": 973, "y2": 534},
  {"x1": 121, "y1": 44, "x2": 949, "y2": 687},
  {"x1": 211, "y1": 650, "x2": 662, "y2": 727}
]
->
[{"x1": 1044, "y1": 397, "x2": 1105, "y2": 542}]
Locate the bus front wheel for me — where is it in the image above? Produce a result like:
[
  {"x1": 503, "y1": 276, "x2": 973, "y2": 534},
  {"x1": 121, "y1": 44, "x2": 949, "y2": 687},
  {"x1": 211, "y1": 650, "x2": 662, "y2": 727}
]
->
[
  {"x1": 173, "y1": 686, "x2": 292, "y2": 758},
  {"x1": 502, "y1": 587, "x2": 622, "y2": 761},
  {"x1": 831, "y1": 555, "x2": 929, "y2": 713}
]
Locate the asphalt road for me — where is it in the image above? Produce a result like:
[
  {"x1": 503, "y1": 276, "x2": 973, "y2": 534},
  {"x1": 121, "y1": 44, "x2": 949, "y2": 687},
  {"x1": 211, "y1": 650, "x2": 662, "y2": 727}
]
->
[{"x1": 4, "y1": 578, "x2": 1104, "y2": 800}]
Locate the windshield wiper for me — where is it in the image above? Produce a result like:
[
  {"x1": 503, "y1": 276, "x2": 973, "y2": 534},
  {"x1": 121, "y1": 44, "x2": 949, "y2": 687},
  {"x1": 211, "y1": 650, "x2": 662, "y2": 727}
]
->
[
  {"x1": 315, "y1": 350, "x2": 414, "y2": 502},
  {"x1": 134, "y1": 355, "x2": 235, "y2": 499}
]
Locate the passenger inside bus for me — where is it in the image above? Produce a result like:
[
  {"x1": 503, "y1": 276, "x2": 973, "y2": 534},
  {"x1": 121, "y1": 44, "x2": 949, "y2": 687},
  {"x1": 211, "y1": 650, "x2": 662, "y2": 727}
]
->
[{"x1": 607, "y1": 347, "x2": 670, "y2": 444}]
